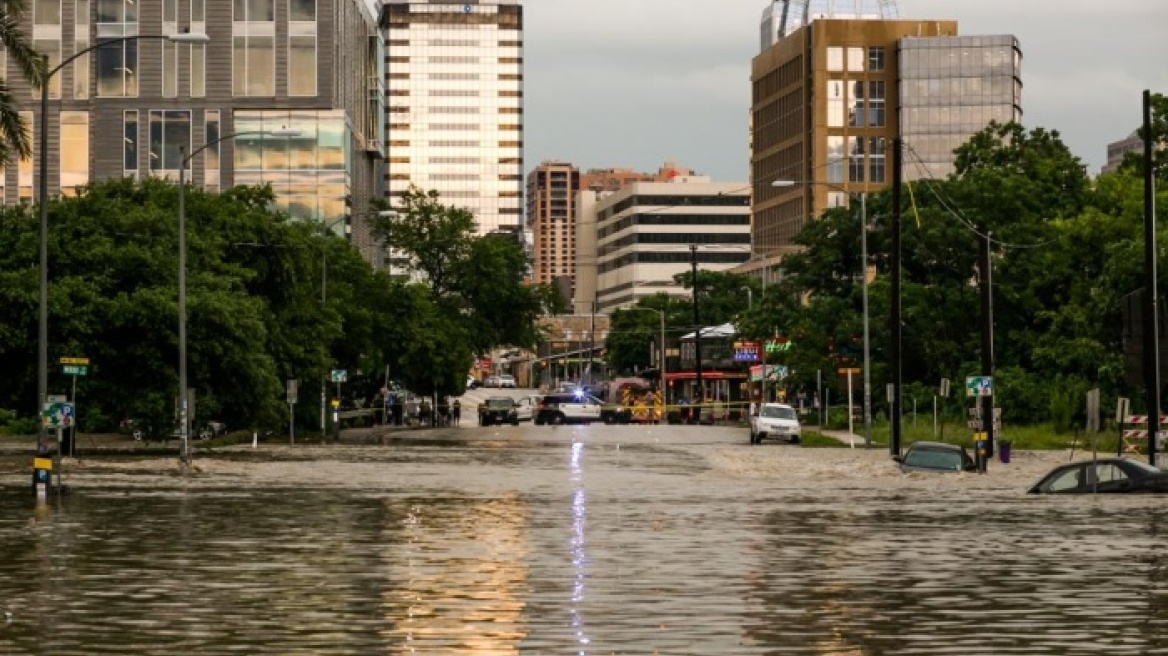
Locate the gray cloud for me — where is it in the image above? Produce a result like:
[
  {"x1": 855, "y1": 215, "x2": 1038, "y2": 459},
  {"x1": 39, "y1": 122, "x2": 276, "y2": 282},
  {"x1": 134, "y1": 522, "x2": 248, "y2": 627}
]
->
[{"x1": 525, "y1": 0, "x2": 1168, "y2": 178}]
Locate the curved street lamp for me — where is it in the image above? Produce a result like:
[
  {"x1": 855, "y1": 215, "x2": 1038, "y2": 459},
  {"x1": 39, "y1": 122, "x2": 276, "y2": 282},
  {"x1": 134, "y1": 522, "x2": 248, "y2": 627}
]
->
[
  {"x1": 773, "y1": 179, "x2": 871, "y2": 448},
  {"x1": 36, "y1": 32, "x2": 210, "y2": 461},
  {"x1": 176, "y1": 125, "x2": 299, "y2": 465}
]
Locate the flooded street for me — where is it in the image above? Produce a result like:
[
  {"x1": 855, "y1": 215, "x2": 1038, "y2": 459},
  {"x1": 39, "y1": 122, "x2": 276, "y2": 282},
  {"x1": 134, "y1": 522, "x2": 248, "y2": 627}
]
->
[{"x1": 3, "y1": 423, "x2": 1168, "y2": 654}]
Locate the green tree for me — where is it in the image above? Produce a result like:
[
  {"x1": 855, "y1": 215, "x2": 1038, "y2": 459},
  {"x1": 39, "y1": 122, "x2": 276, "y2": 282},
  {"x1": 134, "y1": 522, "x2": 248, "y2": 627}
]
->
[{"x1": 0, "y1": 0, "x2": 46, "y2": 166}]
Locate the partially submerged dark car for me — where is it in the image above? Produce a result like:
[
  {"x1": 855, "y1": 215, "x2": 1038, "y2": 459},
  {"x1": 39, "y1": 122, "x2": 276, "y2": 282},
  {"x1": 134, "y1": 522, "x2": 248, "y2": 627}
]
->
[
  {"x1": 1028, "y1": 458, "x2": 1168, "y2": 494},
  {"x1": 478, "y1": 397, "x2": 519, "y2": 426},
  {"x1": 893, "y1": 441, "x2": 977, "y2": 473}
]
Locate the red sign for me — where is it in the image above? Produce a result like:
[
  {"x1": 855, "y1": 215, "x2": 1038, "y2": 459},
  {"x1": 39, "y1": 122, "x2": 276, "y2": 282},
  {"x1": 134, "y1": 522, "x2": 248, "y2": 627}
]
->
[{"x1": 478, "y1": 357, "x2": 492, "y2": 369}]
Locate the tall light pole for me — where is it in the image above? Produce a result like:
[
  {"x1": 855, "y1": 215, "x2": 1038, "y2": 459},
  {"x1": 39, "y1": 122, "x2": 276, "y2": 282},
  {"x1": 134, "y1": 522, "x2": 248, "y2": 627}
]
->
[
  {"x1": 176, "y1": 125, "x2": 298, "y2": 464},
  {"x1": 36, "y1": 32, "x2": 209, "y2": 461},
  {"x1": 773, "y1": 179, "x2": 871, "y2": 448}
]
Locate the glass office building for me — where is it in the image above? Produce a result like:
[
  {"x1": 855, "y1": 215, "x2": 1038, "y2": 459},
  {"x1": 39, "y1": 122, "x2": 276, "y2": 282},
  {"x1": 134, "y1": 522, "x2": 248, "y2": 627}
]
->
[
  {"x1": 5, "y1": 0, "x2": 388, "y2": 262},
  {"x1": 383, "y1": 0, "x2": 524, "y2": 237},
  {"x1": 899, "y1": 36, "x2": 1023, "y2": 180}
]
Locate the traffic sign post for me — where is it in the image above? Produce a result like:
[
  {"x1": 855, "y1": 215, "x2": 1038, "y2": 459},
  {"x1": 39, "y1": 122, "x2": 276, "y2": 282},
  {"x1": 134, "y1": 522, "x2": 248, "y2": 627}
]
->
[{"x1": 287, "y1": 379, "x2": 298, "y2": 445}]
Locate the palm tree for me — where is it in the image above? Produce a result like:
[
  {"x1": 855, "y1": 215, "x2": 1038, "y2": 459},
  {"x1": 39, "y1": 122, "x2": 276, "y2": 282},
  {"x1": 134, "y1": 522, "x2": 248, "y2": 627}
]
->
[{"x1": 0, "y1": 0, "x2": 46, "y2": 166}]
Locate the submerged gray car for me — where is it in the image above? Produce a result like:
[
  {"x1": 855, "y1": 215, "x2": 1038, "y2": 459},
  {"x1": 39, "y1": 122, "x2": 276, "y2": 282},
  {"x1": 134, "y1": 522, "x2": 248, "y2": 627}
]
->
[{"x1": 893, "y1": 441, "x2": 977, "y2": 473}]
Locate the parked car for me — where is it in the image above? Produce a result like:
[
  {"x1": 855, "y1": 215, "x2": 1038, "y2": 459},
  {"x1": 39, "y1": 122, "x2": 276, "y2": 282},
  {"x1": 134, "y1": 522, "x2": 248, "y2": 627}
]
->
[
  {"x1": 748, "y1": 403, "x2": 802, "y2": 444},
  {"x1": 1028, "y1": 458, "x2": 1168, "y2": 494},
  {"x1": 478, "y1": 397, "x2": 519, "y2": 426},
  {"x1": 514, "y1": 395, "x2": 541, "y2": 422},
  {"x1": 533, "y1": 392, "x2": 603, "y2": 425},
  {"x1": 893, "y1": 441, "x2": 977, "y2": 473},
  {"x1": 498, "y1": 374, "x2": 517, "y2": 388},
  {"x1": 483, "y1": 376, "x2": 502, "y2": 388},
  {"x1": 466, "y1": 375, "x2": 479, "y2": 390}
]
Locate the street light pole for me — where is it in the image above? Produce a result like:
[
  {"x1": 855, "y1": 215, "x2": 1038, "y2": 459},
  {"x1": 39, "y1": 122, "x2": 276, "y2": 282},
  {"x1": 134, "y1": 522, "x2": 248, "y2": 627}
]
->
[
  {"x1": 625, "y1": 306, "x2": 667, "y2": 401},
  {"x1": 773, "y1": 179, "x2": 871, "y2": 447},
  {"x1": 176, "y1": 125, "x2": 298, "y2": 465},
  {"x1": 36, "y1": 32, "x2": 209, "y2": 466}
]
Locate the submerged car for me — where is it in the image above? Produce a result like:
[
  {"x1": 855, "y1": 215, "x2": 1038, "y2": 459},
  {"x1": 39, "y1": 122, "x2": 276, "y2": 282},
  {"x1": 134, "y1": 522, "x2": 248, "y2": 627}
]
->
[
  {"x1": 1028, "y1": 458, "x2": 1168, "y2": 494},
  {"x1": 749, "y1": 403, "x2": 801, "y2": 444},
  {"x1": 478, "y1": 397, "x2": 519, "y2": 426},
  {"x1": 893, "y1": 441, "x2": 977, "y2": 473}
]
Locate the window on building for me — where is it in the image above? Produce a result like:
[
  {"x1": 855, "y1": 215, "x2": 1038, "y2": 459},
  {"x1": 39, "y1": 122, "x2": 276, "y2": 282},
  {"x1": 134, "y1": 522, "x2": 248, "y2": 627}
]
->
[
  {"x1": 60, "y1": 111, "x2": 89, "y2": 195},
  {"x1": 34, "y1": 0, "x2": 62, "y2": 99},
  {"x1": 148, "y1": 109, "x2": 191, "y2": 176},
  {"x1": 868, "y1": 80, "x2": 886, "y2": 127},
  {"x1": 162, "y1": 0, "x2": 178, "y2": 97},
  {"x1": 827, "y1": 80, "x2": 845, "y2": 128},
  {"x1": 868, "y1": 46, "x2": 885, "y2": 72},
  {"x1": 847, "y1": 47, "x2": 864, "y2": 72},
  {"x1": 826, "y1": 136, "x2": 844, "y2": 184},
  {"x1": 233, "y1": 0, "x2": 275, "y2": 96},
  {"x1": 204, "y1": 109, "x2": 220, "y2": 191},
  {"x1": 123, "y1": 110, "x2": 138, "y2": 177},
  {"x1": 869, "y1": 137, "x2": 886, "y2": 183},
  {"x1": 190, "y1": 0, "x2": 206, "y2": 97},
  {"x1": 19, "y1": 111, "x2": 33, "y2": 200},
  {"x1": 74, "y1": 0, "x2": 89, "y2": 99},
  {"x1": 826, "y1": 46, "x2": 843, "y2": 72},
  {"x1": 288, "y1": 0, "x2": 316, "y2": 96},
  {"x1": 848, "y1": 81, "x2": 865, "y2": 127},
  {"x1": 848, "y1": 137, "x2": 865, "y2": 183},
  {"x1": 96, "y1": 0, "x2": 138, "y2": 97}
]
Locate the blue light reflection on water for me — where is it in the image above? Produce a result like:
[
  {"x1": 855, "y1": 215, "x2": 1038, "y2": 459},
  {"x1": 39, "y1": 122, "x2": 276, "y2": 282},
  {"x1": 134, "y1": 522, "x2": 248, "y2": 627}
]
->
[{"x1": 568, "y1": 440, "x2": 590, "y2": 654}]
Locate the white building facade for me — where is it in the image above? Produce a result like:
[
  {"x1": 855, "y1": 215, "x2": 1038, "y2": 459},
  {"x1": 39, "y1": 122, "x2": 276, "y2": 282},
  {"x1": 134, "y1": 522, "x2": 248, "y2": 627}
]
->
[
  {"x1": 583, "y1": 180, "x2": 751, "y2": 312},
  {"x1": 383, "y1": 0, "x2": 524, "y2": 236}
]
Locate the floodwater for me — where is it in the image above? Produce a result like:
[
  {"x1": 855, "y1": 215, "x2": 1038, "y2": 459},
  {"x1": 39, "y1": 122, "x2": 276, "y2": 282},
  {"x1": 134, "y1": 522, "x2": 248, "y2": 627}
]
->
[{"x1": 2, "y1": 423, "x2": 1168, "y2": 655}]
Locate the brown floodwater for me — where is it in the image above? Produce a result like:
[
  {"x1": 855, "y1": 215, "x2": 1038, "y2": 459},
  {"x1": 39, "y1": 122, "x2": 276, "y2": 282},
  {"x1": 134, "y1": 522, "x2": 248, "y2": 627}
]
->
[{"x1": 2, "y1": 423, "x2": 1167, "y2": 655}]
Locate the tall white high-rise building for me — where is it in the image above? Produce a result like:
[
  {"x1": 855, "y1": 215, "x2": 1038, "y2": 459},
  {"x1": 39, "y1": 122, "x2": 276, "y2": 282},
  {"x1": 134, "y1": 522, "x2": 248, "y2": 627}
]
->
[{"x1": 384, "y1": 0, "x2": 524, "y2": 236}]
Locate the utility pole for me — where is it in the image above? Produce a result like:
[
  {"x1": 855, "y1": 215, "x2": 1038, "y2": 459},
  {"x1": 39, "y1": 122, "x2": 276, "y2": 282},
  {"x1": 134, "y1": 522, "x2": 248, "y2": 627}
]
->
[
  {"x1": 1143, "y1": 89, "x2": 1160, "y2": 466},
  {"x1": 890, "y1": 137, "x2": 903, "y2": 457},
  {"x1": 691, "y1": 244, "x2": 704, "y2": 422},
  {"x1": 979, "y1": 230, "x2": 995, "y2": 458}
]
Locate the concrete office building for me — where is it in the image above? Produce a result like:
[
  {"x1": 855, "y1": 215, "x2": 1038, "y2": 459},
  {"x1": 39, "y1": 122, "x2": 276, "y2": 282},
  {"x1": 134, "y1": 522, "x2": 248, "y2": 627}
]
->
[
  {"x1": 383, "y1": 0, "x2": 523, "y2": 237},
  {"x1": 1101, "y1": 131, "x2": 1143, "y2": 175},
  {"x1": 4, "y1": 0, "x2": 388, "y2": 263},
  {"x1": 526, "y1": 161, "x2": 578, "y2": 289},
  {"x1": 580, "y1": 179, "x2": 751, "y2": 313},
  {"x1": 749, "y1": 15, "x2": 1022, "y2": 266},
  {"x1": 527, "y1": 160, "x2": 698, "y2": 306}
]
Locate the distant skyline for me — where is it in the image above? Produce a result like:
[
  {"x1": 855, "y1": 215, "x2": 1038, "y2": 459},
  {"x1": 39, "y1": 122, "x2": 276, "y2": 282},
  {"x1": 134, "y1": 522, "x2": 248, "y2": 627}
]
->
[{"x1": 524, "y1": 0, "x2": 1168, "y2": 180}]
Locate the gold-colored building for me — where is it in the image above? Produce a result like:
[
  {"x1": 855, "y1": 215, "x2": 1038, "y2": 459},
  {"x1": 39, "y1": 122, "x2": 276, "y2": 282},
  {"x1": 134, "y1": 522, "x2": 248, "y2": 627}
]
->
[{"x1": 749, "y1": 18, "x2": 1022, "y2": 264}]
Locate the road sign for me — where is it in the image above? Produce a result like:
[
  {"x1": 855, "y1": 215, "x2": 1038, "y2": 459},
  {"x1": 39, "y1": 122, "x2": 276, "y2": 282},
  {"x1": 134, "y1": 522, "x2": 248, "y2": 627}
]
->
[
  {"x1": 41, "y1": 401, "x2": 74, "y2": 428},
  {"x1": 287, "y1": 379, "x2": 299, "y2": 404},
  {"x1": 47, "y1": 394, "x2": 67, "y2": 404},
  {"x1": 59, "y1": 357, "x2": 89, "y2": 365},
  {"x1": 965, "y1": 376, "x2": 993, "y2": 397},
  {"x1": 330, "y1": 369, "x2": 347, "y2": 383},
  {"x1": 62, "y1": 364, "x2": 88, "y2": 376}
]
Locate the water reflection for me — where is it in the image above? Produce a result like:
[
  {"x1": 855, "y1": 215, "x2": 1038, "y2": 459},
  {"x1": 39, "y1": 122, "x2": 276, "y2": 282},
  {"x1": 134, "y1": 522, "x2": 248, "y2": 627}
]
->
[{"x1": 3, "y1": 431, "x2": 1168, "y2": 654}]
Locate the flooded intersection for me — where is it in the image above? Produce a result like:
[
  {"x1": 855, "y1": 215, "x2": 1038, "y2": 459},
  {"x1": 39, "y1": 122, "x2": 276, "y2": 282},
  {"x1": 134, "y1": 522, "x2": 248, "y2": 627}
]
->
[{"x1": 2, "y1": 424, "x2": 1168, "y2": 654}]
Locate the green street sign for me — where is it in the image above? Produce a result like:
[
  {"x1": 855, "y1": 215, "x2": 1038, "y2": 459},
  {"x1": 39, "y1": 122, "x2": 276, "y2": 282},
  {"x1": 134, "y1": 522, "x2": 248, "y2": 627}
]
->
[
  {"x1": 62, "y1": 365, "x2": 88, "y2": 376},
  {"x1": 330, "y1": 369, "x2": 347, "y2": 383}
]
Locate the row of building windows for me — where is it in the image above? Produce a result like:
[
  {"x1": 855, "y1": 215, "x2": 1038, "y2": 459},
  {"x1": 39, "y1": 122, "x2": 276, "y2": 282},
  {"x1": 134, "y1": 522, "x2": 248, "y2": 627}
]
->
[
  {"x1": 604, "y1": 194, "x2": 749, "y2": 217},
  {"x1": 599, "y1": 251, "x2": 749, "y2": 274},
  {"x1": 825, "y1": 46, "x2": 884, "y2": 73},
  {"x1": 599, "y1": 233, "x2": 751, "y2": 257},
  {"x1": 598, "y1": 213, "x2": 751, "y2": 239},
  {"x1": 27, "y1": 0, "x2": 322, "y2": 100}
]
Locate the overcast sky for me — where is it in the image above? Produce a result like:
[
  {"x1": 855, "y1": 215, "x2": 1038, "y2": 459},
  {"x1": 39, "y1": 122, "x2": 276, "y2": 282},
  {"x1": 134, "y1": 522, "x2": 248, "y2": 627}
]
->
[{"x1": 523, "y1": 0, "x2": 1168, "y2": 180}]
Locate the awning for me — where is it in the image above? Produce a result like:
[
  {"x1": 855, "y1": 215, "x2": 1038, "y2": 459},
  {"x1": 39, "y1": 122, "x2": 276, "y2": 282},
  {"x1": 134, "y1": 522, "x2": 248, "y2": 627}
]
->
[{"x1": 679, "y1": 322, "x2": 737, "y2": 340}]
